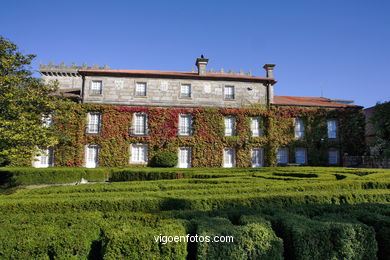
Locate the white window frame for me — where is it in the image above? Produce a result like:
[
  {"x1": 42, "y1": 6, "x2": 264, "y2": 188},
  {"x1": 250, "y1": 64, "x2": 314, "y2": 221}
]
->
[
  {"x1": 178, "y1": 147, "x2": 191, "y2": 168},
  {"x1": 133, "y1": 113, "x2": 148, "y2": 135},
  {"x1": 294, "y1": 118, "x2": 305, "y2": 139},
  {"x1": 178, "y1": 114, "x2": 192, "y2": 136},
  {"x1": 224, "y1": 85, "x2": 235, "y2": 100},
  {"x1": 251, "y1": 148, "x2": 264, "y2": 168},
  {"x1": 328, "y1": 149, "x2": 339, "y2": 165},
  {"x1": 251, "y1": 117, "x2": 262, "y2": 137},
  {"x1": 32, "y1": 147, "x2": 54, "y2": 168},
  {"x1": 135, "y1": 82, "x2": 147, "y2": 96},
  {"x1": 277, "y1": 148, "x2": 289, "y2": 164},
  {"x1": 295, "y1": 148, "x2": 307, "y2": 165},
  {"x1": 130, "y1": 143, "x2": 148, "y2": 164},
  {"x1": 91, "y1": 80, "x2": 102, "y2": 95},
  {"x1": 85, "y1": 145, "x2": 99, "y2": 168},
  {"x1": 224, "y1": 116, "x2": 235, "y2": 136},
  {"x1": 180, "y1": 84, "x2": 191, "y2": 98},
  {"x1": 223, "y1": 148, "x2": 236, "y2": 168},
  {"x1": 327, "y1": 120, "x2": 337, "y2": 139},
  {"x1": 87, "y1": 112, "x2": 101, "y2": 134}
]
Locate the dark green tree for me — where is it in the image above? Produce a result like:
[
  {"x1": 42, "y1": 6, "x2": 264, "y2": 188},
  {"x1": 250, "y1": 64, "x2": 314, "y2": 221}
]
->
[
  {"x1": 0, "y1": 36, "x2": 65, "y2": 166},
  {"x1": 370, "y1": 101, "x2": 390, "y2": 156}
]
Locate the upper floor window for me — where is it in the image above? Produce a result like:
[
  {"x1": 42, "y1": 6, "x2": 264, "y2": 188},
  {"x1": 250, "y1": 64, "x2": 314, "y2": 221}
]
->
[
  {"x1": 251, "y1": 117, "x2": 262, "y2": 137},
  {"x1": 136, "y1": 82, "x2": 147, "y2": 96},
  {"x1": 295, "y1": 148, "x2": 307, "y2": 164},
  {"x1": 86, "y1": 112, "x2": 101, "y2": 134},
  {"x1": 180, "y1": 84, "x2": 191, "y2": 98},
  {"x1": 131, "y1": 113, "x2": 148, "y2": 135},
  {"x1": 224, "y1": 116, "x2": 235, "y2": 136},
  {"x1": 327, "y1": 120, "x2": 337, "y2": 138},
  {"x1": 178, "y1": 114, "x2": 192, "y2": 136},
  {"x1": 91, "y1": 81, "x2": 102, "y2": 95},
  {"x1": 277, "y1": 148, "x2": 288, "y2": 164},
  {"x1": 224, "y1": 86, "x2": 235, "y2": 100},
  {"x1": 130, "y1": 143, "x2": 148, "y2": 164},
  {"x1": 42, "y1": 114, "x2": 53, "y2": 127},
  {"x1": 294, "y1": 118, "x2": 305, "y2": 138}
]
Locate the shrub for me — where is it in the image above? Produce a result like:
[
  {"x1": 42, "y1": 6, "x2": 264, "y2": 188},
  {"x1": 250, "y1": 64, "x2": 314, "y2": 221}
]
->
[
  {"x1": 270, "y1": 212, "x2": 378, "y2": 260},
  {"x1": 109, "y1": 169, "x2": 184, "y2": 181},
  {"x1": 150, "y1": 151, "x2": 178, "y2": 168},
  {"x1": 196, "y1": 217, "x2": 283, "y2": 260}
]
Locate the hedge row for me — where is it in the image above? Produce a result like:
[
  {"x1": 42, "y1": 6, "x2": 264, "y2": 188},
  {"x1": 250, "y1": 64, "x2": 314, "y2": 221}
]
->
[
  {"x1": 0, "y1": 167, "x2": 109, "y2": 187},
  {"x1": 0, "y1": 204, "x2": 388, "y2": 259}
]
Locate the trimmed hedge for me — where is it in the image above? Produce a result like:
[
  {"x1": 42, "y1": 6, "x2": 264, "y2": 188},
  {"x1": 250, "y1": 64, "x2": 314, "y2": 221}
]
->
[
  {"x1": 109, "y1": 169, "x2": 188, "y2": 182},
  {"x1": 150, "y1": 151, "x2": 178, "y2": 168},
  {"x1": 0, "y1": 167, "x2": 110, "y2": 187},
  {"x1": 196, "y1": 217, "x2": 283, "y2": 260},
  {"x1": 269, "y1": 212, "x2": 378, "y2": 260}
]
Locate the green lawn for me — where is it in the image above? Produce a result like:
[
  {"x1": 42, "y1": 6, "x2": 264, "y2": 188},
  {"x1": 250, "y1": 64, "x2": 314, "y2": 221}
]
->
[{"x1": 0, "y1": 167, "x2": 389, "y2": 259}]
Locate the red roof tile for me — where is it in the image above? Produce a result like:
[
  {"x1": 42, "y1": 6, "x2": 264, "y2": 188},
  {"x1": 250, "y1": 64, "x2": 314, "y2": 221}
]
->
[
  {"x1": 78, "y1": 69, "x2": 276, "y2": 83},
  {"x1": 273, "y1": 95, "x2": 361, "y2": 108}
]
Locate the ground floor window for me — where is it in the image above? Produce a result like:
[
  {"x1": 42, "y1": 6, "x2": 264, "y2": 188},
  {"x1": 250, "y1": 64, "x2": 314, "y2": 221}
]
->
[
  {"x1": 130, "y1": 144, "x2": 148, "y2": 164},
  {"x1": 32, "y1": 147, "x2": 54, "y2": 168},
  {"x1": 223, "y1": 148, "x2": 236, "y2": 168},
  {"x1": 251, "y1": 148, "x2": 264, "y2": 167},
  {"x1": 85, "y1": 145, "x2": 99, "y2": 168},
  {"x1": 277, "y1": 148, "x2": 289, "y2": 164},
  {"x1": 178, "y1": 147, "x2": 191, "y2": 168},
  {"x1": 328, "y1": 149, "x2": 339, "y2": 164},
  {"x1": 295, "y1": 148, "x2": 307, "y2": 164}
]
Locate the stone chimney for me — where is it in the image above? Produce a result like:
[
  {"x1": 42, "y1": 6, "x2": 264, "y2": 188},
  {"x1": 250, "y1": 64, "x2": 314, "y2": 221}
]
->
[
  {"x1": 195, "y1": 55, "x2": 209, "y2": 75},
  {"x1": 263, "y1": 64, "x2": 275, "y2": 78}
]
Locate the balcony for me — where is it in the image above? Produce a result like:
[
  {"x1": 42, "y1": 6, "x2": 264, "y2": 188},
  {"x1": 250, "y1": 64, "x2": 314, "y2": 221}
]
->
[
  {"x1": 85, "y1": 124, "x2": 101, "y2": 135},
  {"x1": 129, "y1": 126, "x2": 150, "y2": 136},
  {"x1": 178, "y1": 127, "x2": 194, "y2": 137}
]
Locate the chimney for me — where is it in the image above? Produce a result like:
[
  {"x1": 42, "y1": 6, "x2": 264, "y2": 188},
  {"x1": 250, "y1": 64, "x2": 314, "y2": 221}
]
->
[
  {"x1": 195, "y1": 55, "x2": 209, "y2": 75},
  {"x1": 263, "y1": 64, "x2": 275, "y2": 78}
]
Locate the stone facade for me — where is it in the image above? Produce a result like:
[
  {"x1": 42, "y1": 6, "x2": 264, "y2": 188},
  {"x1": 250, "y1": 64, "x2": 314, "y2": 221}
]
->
[
  {"x1": 82, "y1": 76, "x2": 268, "y2": 108},
  {"x1": 39, "y1": 58, "x2": 275, "y2": 108}
]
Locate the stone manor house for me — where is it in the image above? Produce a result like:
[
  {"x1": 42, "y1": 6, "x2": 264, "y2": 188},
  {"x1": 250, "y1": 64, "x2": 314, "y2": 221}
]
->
[{"x1": 33, "y1": 57, "x2": 363, "y2": 168}]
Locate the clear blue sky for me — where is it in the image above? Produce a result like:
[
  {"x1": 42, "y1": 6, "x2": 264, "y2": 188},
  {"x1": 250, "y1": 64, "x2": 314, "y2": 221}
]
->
[{"x1": 1, "y1": 0, "x2": 389, "y2": 108}]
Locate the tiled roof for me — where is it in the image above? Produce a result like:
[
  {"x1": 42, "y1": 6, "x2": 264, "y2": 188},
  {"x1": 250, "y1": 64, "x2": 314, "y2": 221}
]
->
[
  {"x1": 273, "y1": 95, "x2": 361, "y2": 108},
  {"x1": 78, "y1": 69, "x2": 276, "y2": 83}
]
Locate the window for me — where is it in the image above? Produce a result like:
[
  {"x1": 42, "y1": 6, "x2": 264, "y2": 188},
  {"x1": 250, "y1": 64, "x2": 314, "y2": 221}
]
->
[
  {"x1": 136, "y1": 82, "x2": 147, "y2": 96},
  {"x1": 295, "y1": 148, "x2": 307, "y2": 164},
  {"x1": 42, "y1": 114, "x2": 53, "y2": 127},
  {"x1": 251, "y1": 148, "x2": 264, "y2": 167},
  {"x1": 178, "y1": 147, "x2": 191, "y2": 168},
  {"x1": 251, "y1": 117, "x2": 262, "y2": 137},
  {"x1": 327, "y1": 120, "x2": 337, "y2": 138},
  {"x1": 224, "y1": 86, "x2": 235, "y2": 100},
  {"x1": 277, "y1": 148, "x2": 288, "y2": 164},
  {"x1": 224, "y1": 117, "x2": 235, "y2": 136},
  {"x1": 178, "y1": 114, "x2": 192, "y2": 136},
  {"x1": 85, "y1": 145, "x2": 99, "y2": 168},
  {"x1": 180, "y1": 84, "x2": 191, "y2": 98},
  {"x1": 328, "y1": 149, "x2": 339, "y2": 164},
  {"x1": 294, "y1": 119, "x2": 304, "y2": 138},
  {"x1": 86, "y1": 112, "x2": 101, "y2": 134},
  {"x1": 91, "y1": 81, "x2": 102, "y2": 95},
  {"x1": 130, "y1": 113, "x2": 148, "y2": 135},
  {"x1": 223, "y1": 148, "x2": 236, "y2": 168},
  {"x1": 131, "y1": 144, "x2": 148, "y2": 164},
  {"x1": 32, "y1": 147, "x2": 53, "y2": 168}
]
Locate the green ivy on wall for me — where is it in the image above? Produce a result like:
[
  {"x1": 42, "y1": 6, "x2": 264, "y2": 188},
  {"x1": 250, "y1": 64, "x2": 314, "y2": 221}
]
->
[{"x1": 16, "y1": 104, "x2": 366, "y2": 167}]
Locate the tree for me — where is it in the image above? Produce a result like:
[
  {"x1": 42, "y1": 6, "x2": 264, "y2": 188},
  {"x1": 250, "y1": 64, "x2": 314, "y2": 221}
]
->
[
  {"x1": 0, "y1": 36, "x2": 64, "y2": 166},
  {"x1": 370, "y1": 101, "x2": 390, "y2": 157}
]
